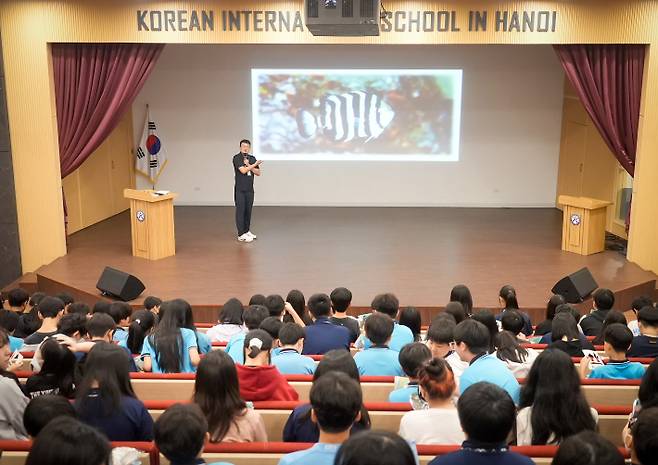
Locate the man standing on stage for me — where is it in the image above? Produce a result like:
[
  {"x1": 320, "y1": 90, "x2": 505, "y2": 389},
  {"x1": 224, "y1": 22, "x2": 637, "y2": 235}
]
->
[{"x1": 233, "y1": 139, "x2": 261, "y2": 243}]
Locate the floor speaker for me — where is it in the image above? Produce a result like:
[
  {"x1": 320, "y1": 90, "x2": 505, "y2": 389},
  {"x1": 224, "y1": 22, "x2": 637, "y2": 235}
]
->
[
  {"x1": 551, "y1": 267, "x2": 598, "y2": 303},
  {"x1": 96, "y1": 266, "x2": 145, "y2": 301}
]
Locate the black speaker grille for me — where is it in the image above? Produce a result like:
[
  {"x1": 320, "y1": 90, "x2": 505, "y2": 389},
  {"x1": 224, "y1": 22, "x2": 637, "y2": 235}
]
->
[
  {"x1": 342, "y1": 0, "x2": 354, "y2": 17},
  {"x1": 307, "y1": 0, "x2": 319, "y2": 18},
  {"x1": 360, "y1": 0, "x2": 376, "y2": 18}
]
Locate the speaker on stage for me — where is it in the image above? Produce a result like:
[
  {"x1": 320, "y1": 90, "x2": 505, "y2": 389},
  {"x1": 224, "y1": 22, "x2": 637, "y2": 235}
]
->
[
  {"x1": 551, "y1": 267, "x2": 598, "y2": 303},
  {"x1": 96, "y1": 266, "x2": 145, "y2": 301}
]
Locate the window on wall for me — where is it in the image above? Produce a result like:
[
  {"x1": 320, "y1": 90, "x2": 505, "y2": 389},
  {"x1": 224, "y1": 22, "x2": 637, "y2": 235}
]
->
[{"x1": 615, "y1": 166, "x2": 633, "y2": 225}]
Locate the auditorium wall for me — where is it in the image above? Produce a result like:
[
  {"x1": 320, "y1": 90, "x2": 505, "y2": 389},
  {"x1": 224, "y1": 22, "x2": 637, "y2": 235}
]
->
[{"x1": 133, "y1": 44, "x2": 564, "y2": 207}]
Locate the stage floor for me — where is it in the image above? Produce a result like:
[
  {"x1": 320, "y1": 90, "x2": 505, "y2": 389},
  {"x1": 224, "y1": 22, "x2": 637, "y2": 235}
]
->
[{"x1": 35, "y1": 206, "x2": 656, "y2": 317}]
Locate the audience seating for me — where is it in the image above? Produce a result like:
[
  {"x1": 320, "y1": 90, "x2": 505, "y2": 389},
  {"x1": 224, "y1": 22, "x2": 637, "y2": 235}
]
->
[{"x1": 0, "y1": 440, "x2": 157, "y2": 465}]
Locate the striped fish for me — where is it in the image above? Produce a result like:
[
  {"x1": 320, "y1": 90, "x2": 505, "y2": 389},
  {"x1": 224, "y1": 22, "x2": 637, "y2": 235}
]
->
[{"x1": 296, "y1": 91, "x2": 395, "y2": 143}]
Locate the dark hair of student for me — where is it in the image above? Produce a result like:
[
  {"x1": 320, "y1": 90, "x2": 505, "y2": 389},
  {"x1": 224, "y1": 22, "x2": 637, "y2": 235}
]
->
[
  {"x1": 364, "y1": 312, "x2": 394, "y2": 345},
  {"x1": 67, "y1": 302, "x2": 90, "y2": 317},
  {"x1": 370, "y1": 293, "x2": 399, "y2": 318},
  {"x1": 500, "y1": 310, "x2": 525, "y2": 335},
  {"x1": 126, "y1": 309, "x2": 156, "y2": 355},
  {"x1": 551, "y1": 430, "x2": 624, "y2": 465},
  {"x1": 243, "y1": 305, "x2": 270, "y2": 330},
  {"x1": 55, "y1": 292, "x2": 74, "y2": 307},
  {"x1": 519, "y1": 349, "x2": 596, "y2": 444},
  {"x1": 25, "y1": 416, "x2": 111, "y2": 465},
  {"x1": 335, "y1": 430, "x2": 417, "y2": 465},
  {"x1": 19, "y1": 292, "x2": 46, "y2": 335},
  {"x1": 632, "y1": 296, "x2": 653, "y2": 312},
  {"x1": 308, "y1": 293, "x2": 332, "y2": 318},
  {"x1": 555, "y1": 303, "x2": 583, "y2": 325},
  {"x1": 259, "y1": 316, "x2": 283, "y2": 341},
  {"x1": 459, "y1": 382, "x2": 516, "y2": 443},
  {"x1": 36, "y1": 339, "x2": 76, "y2": 398},
  {"x1": 57, "y1": 313, "x2": 87, "y2": 338},
  {"x1": 178, "y1": 298, "x2": 202, "y2": 349},
  {"x1": 148, "y1": 299, "x2": 188, "y2": 373},
  {"x1": 154, "y1": 403, "x2": 208, "y2": 463},
  {"x1": 454, "y1": 319, "x2": 490, "y2": 354},
  {"x1": 313, "y1": 350, "x2": 371, "y2": 430},
  {"x1": 596, "y1": 317, "x2": 631, "y2": 348},
  {"x1": 550, "y1": 312, "x2": 580, "y2": 342},
  {"x1": 286, "y1": 289, "x2": 311, "y2": 324},
  {"x1": 398, "y1": 342, "x2": 432, "y2": 378},
  {"x1": 38, "y1": 296, "x2": 65, "y2": 319},
  {"x1": 398, "y1": 307, "x2": 421, "y2": 341},
  {"x1": 264, "y1": 294, "x2": 285, "y2": 317},
  {"x1": 310, "y1": 372, "x2": 362, "y2": 433},
  {"x1": 110, "y1": 302, "x2": 132, "y2": 322},
  {"x1": 85, "y1": 313, "x2": 116, "y2": 339},
  {"x1": 76, "y1": 342, "x2": 137, "y2": 416},
  {"x1": 144, "y1": 296, "x2": 163, "y2": 311},
  {"x1": 279, "y1": 322, "x2": 305, "y2": 346},
  {"x1": 193, "y1": 349, "x2": 246, "y2": 442},
  {"x1": 449, "y1": 284, "x2": 473, "y2": 316},
  {"x1": 92, "y1": 300, "x2": 110, "y2": 315},
  {"x1": 471, "y1": 309, "x2": 498, "y2": 352},
  {"x1": 243, "y1": 329, "x2": 274, "y2": 361},
  {"x1": 426, "y1": 313, "x2": 457, "y2": 344},
  {"x1": 417, "y1": 358, "x2": 456, "y2": 401},
  {"x1": 593, "y1": 288, "x2": 615, "y2": 311},
  {"x1": 638, "y1": 306, "x2": 658, "y2": 327},
  {"x1": 0, "y1": 309, "x2": 19, "y2": 333},
  {"x1": 7, "y1": 288, "x2": 30, "y2": 307},
  {"x1": 23, "y1": 395, "x2": 77, "y2": 437},
  {"x1": 638, "y1": 358, "x2": 658, "y2": 409},
  {"x1": 219, "y1": 298, "x2": 244, "y2": 325},
  {"x1": 240, "y1": 139, "x2": 251, "y2": 146},
  {"x1": 330, "y1": 287, "x2": 353, "y2": 313},
  {"x1": 495, "y1": 330, "x2": 529, "y2": 364},
  {"x1": 248, "y1": 294, "x2": 267, "y2": 306},
  {"x1": 546, "y1": 294, "x2": 566, "y2": 320},
  {"x1": 499, "y1": 284, "x2": 519, "y2": 309},
  {"x1": 632, "y1": 407, "x2": 658, "y2": 465},
  {"x1": 444, "y1": 301, "x2": 466, "y2": 324}
]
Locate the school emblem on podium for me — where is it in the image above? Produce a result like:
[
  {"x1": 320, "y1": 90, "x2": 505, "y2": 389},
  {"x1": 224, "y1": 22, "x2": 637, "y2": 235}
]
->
[
  {"x1": 136, "y1": 210, "x2": 146, "y2": 222},
  {"x1": 570, "y1": 214, "x2": 581, "y2": 226}
]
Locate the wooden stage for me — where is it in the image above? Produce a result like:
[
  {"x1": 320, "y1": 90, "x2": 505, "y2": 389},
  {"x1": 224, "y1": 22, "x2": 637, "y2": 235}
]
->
[{"x1": 34, "y1": 207, "x2": 657, "y2": 323}]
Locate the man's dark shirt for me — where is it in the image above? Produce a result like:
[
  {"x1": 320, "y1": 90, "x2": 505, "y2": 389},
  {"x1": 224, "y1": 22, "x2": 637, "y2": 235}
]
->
[{"x1": 233, "y1": 153, "x2": 257, "y2": 192}]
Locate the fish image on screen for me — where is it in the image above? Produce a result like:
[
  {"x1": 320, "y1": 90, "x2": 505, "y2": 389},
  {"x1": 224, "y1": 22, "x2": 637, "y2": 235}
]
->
[{"x1": 252, "y1": 69, "x2": 462, "y2": 161}]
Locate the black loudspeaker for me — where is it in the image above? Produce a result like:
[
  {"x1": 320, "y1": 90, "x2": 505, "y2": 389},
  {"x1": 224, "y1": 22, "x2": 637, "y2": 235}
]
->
[
  {"x1": 551, "y1": 267, "x2": 598, "y2": 303},
  {"x1": 96, "y1": 266, "x2": 145, "y2": 301}
]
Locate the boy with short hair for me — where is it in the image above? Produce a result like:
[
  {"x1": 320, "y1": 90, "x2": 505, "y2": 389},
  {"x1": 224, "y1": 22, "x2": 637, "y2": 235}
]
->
[
  {"x1": 23, "y1": 395, "x2": 77, "y2": 437},
  {"x1": 6, "y1": 288, "x2": 29, "y2": 314},
  {"x1": 353, "y1": 313, "x2": 404, "y2": 376},
  {"x1": 155, "y1": 403, "x2": 231, "y2": 465},
  {"x1": 429, "y1": 382, "x2": 534, "y2": 465},
  {"x1": 628, "y1": 296, "x2": 653, "y2": 336},
  {"x1": 631, "y1": 407, "x2": 658, "y2": 465},
  {"x1": 144, "y1": 296, "x2": 162, "y2": 316},
  {"x1": 628, "y1": 306, "x2": 658, "y2": 358},
  {"x1": 329, "y1": 287, "x2": 359, "y2": 343},
  {"x1": 580, "y1": 323, "x2": 646, "y2": 380},
  {"x1": 272, "y1": 322, "x2": 316, "y2": 375},
  {"x1": 226, "y1": 304, "x2": 269, "y2": 364},
  {"x1": 109, "y1": 302, "x2": 132, "y2": 344},
  {"x1": 356, "y1": 293, "x2": 414, "y2": 352},
  {"x1": 278, "y1": 372, "x2": 362, "y2": 465},
  {"x1": 426, "y1": 314, "x2": 468, "y2": 379},
  {"x1": 23, "y1": 297, "x2": 65, "y2": 345},
  {"x1": 388, "y1": 342, "x2": 432, "y2": 402},
  {"x1": 500, "y1": 311, "x2": 526, "y2": 340},
  {"x1": 303, "y1": 293, "x2": 351, "y2": 355}
]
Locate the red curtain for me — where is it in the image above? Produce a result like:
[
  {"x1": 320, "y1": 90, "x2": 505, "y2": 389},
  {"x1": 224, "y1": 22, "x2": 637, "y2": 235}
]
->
[
  {"x1": 553, "y1": 44, "x2": 645, "y2": 177},
  {"x1": 52, "y1": 43, "x2": 164, "y2": 177}
]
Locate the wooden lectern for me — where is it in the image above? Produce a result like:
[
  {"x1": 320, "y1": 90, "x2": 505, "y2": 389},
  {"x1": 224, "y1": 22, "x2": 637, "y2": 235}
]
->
[
  {"x1": 124, "y1": 189, "x2": 177, "y2": 260},
  {"x1": 558, "y1": 195, "x2": 611, "y2": 256}
]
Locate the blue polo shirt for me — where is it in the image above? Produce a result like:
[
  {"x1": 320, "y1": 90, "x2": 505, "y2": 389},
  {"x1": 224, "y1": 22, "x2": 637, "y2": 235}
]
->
[
  {"x1": 113, "y1": 327, "x2": 129, "y2": 344},
  {"x1": 9, "y1": 336, "x2": 23, "y2": 352},
  {"x1": 389, "y1": 384, "x2": 419, "y2": 403},
  {"x1": 588, "y1": 360, "x2": 646, "y2": 380},
  {"x1": 195, "y1": 330, "x2": 212, "y2": 354},
  {"x1": 460, "y1": 354, "x2": 520, "y2": 404},
  {"x1": 141, "y1": 328, "x2": 198, "y2": 373},
  {"x1": 302, "y1": 317, "x2": 351, "y2": 355},
  {"x1": 354, "y1": 347, "x2": 405, "y2": 377},
  {"x1": 278, "y1": 443, "x2": 340, "y2": 465},
  {"x1": 226, "y1": 332, "x2": 247, "y2": 364},
  {"x1": 272, "y1": 348, "x2": 317, "y2": 375},
  {"x1": 358, "y1": 322, "x2": 414, "y2": 352}
]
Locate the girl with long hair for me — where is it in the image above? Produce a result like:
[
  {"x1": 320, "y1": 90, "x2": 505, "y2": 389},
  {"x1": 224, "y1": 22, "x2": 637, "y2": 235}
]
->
[
  {"x1": 494, "y1": 330, "x2": 538, "y2": 378},
  {"x1": 399, "y1": 307, "x2": 422, "y2": 342},
  {"x1": 124, "y1": 309, "x2": 156, "y2": 355},
  {"x1": 285, "y1": 290, "x2": 313, "y2": 325},
  {"x1": 534, "y1": 294, "x2": 566, "y2": 336},
  {"x1": 549, "y1": 313, "x2": 593, "y2": 357},
  {"x1": 181, "y1": 299, "x2": 212, "y2": 354},
  {"x1": 497, "y1": 285, "x2": 533, "y2": 336},
  {"x1": 75, "y1": 342, "x2": 153, "y2": 441},
  {"x1": 141, "y1": 299, "x2": 200, "y2": 373},
  {"x1": 207, "y1": 297, "x2": 246, "y2": 343},
  {"x1": 193, "y1": 349, "x2": 267, "y2": 442},
  {"x1": 449, "y1": 285, "x2": 473, "y2": 317},
  {"x1": 517, "y1": 349, "x2": 597, "y2": 445},
  {"x1": 25, "y1": 339, "x2": 76, "y2": 398}
]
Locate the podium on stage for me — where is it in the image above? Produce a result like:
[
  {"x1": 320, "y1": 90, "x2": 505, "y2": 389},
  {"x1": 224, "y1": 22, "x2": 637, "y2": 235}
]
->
[
  {"x1": 558, "y1": 195, "x2": 611, "y2": 256},
  {"x1": 124, "y1": 189, "x2": 178, "y2": 260}
]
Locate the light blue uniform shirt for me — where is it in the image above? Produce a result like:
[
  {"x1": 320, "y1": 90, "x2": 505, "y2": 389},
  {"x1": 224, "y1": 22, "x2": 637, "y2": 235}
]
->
[
  {"x1": 141, "y1": 328, "x2": 198, "y2": 373},
  {"x1": 226, "y1": 332, "x2": 247, "y2": 364},
  {"x1": 9, "y1": 336, "x2": 23, "y2": 352},
  {"x1": 113, "y1": 327, "x2": 129, "y2": 344},
  {"x1": 354, "y1": 347, "x2": 405, "y2": 376},
  {"x1": 588, "y1": 360, "x2": 646, "y2": 380},
  {"x1": 388, "y1": 384, "x2": 419, "y2": 403},
  {"x1": 195, "y1": 330, "x2": 212, "y2": 354},
  {"x1": 278, "y1": 443, "x2": 340, "y2": 465},
  {"x1": 359, "y1": 322, "x2": 414, "y2": 352},
  {"x1": 272, "y1": 348, "x2": 316, "y2": 375},
  {"x1": 460, "y1": 354, "x2": 520, "y2": 404}
]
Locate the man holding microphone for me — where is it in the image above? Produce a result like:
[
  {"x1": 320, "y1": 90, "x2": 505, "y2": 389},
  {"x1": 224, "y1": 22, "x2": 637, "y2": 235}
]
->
[{"x1": 233, "y1": 139, "x2": 261, "y2": 243}]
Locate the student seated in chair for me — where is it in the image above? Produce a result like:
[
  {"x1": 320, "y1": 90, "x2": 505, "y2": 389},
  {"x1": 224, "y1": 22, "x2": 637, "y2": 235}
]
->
[
  {"x1": 355, "y1": 293, "x2": 414, "y2": 352},
  {"x1": 354, "y1": 313, "x2": 404, "y2": 377},
  {"x1": 23, "y1": 296, "x2": 65, "y2": 345},
  {"x1": 580, "y1": 323, "x2": 646, "y2": 380},
  {"x1": 272, "y1": 322, "x2": 316, "y2": 375},
  {"x1": 226, "y1": 304, "x2": 269, "y2": 364},
  {"x1": 425, "y1": 313, "x2": 469, "y2": 379},
  {"x1": 302, "y1": 293, "x2": 351, "y2": 355},
  {"x1": 388, "y1": 342, "x2": 431, "y2": 403},
  {"x1": 278, "y1": 372, "x2": 362, "y2": 465},
  {"x1": 628, "y1": 306, "x2": 658, "y2": 358}
]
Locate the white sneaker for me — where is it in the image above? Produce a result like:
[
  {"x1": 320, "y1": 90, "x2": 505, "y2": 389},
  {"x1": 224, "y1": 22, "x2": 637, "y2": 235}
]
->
[
  {"x1": 238, "y1": 233, "x2": 253, "y2": 243},
  {"x1": 246, "y1": 231, "x2": 257, "y2": 240}
]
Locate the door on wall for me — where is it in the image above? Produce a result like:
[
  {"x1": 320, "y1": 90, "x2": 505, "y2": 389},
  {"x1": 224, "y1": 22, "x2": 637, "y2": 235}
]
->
[{"x1": 557, "y1": 119, "x2": 586, "y2": 198}]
